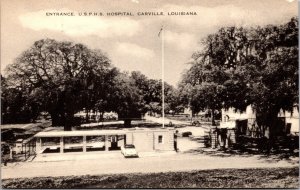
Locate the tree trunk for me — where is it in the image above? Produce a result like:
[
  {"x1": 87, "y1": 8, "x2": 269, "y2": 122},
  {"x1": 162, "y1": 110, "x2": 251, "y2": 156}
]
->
[
  {"x1": 211, "y1": 109, "x2": 216, "y2": 126},
  {"x1": 51, "y1": 112, "x2": 61, "y2": 126},
  {"x1": 265, "y1": 112, "x2": 278, "y2": 139},
  {"x1": 64, "y1": 112, "x2": 73, "y2": 131},
  {"x1": 85, "y1": 109, "x2": 89, "y2": 123},
  {"x1": 124, "y1": 119, "x2": 132, "y2": 128},
  {"x1": 100, "y1": 112, "x2": 104, "y2": 122},
  {"x1": 256, "y1": 110, "x2": 279, "y2": 153}
]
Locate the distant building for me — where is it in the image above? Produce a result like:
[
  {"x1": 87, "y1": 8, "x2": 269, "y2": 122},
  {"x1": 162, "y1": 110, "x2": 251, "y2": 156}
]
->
[
  {"x1": 183, "y1": 107, "x2": 192, "y2": 116},
  {"x1": 278, "y1": 106, "x2": 299, "y2": 135},
  {"x1": 221, "y1": 105, "x2": 299, "y2": 136}
]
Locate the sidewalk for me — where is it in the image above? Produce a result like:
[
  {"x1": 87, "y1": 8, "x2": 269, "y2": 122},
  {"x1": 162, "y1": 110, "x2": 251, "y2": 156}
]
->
[{"x1": 31, "y1": 150, "x2": 177, "y2": 162}]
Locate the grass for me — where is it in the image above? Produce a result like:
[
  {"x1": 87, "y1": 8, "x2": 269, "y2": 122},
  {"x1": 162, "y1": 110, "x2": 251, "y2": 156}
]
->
[
  {"x1": 2, "y1": 167, "x2": 298, "y2": 189},
  {"x1": 0, "y1": 124, "x2": 29, "y2": 129},
  {"x1": 75, "y1": 121, "x2": 163, "y2": 130}
]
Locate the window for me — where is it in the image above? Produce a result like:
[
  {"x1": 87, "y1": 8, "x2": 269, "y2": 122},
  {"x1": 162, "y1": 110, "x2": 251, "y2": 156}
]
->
[{"x1": 158, "y1": 135, "x2": 163, "y2": 144}]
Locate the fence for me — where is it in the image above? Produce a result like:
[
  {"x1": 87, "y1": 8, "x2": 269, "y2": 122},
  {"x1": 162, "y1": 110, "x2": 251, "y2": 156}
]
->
[{"x1": 22, "y1": 137, "x2": 36, "y2": 160}]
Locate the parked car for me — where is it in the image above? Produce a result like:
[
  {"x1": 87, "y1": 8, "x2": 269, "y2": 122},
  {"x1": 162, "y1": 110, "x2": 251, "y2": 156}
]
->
[
  {"x1": 121, "y1": 144, "x2": 138, "y2": 158},
  {"x1": 191, "y1": 120, "x2": 202, "y2": 127},
  {"x1": 182, "y1": 131, "x2": 192, "y2": 137}
]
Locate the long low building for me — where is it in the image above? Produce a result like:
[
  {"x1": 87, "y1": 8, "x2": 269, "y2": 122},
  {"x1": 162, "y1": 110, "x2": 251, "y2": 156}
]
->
[{"x1": 34, "y1": 128, "x2": 175, "y2": 154}]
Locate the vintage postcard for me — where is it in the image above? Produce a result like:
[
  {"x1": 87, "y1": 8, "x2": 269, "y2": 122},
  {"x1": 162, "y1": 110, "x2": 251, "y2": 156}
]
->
[{"x1": 1, "y1": 0, "x2": 299, "y2": 188}]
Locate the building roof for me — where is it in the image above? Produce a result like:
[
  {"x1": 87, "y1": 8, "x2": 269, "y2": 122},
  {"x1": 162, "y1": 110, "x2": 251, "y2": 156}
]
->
[{"x1": 35, "y1": 128, "x2": 174, "y2": 137}]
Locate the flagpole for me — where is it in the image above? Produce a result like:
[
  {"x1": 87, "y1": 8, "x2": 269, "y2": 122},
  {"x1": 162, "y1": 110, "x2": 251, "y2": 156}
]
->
[{"x1": 161, "y1": 26, "x2": 165, "y2": 128}]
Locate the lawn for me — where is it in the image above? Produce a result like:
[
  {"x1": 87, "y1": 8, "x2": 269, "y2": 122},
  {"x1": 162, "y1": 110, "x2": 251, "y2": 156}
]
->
[
  {"x1": 75, "y1": 120, "x2": 162, "y2": 130},
  {"x1": 2, "y1": 167, "x2": 298, "y2": 189}
]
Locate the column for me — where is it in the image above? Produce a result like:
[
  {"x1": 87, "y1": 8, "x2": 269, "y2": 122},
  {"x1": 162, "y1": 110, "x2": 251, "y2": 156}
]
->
[
  {"x1": 60, "y1": 137, "x2": 64, "y2": 153},
  {"x1": 33, "y1": 140, "x2": 36, "y2": 153},
  {"x1": 28, "y1": 142, "x2": 31, "y2": 157},
  {"x1": 211, "y1": 127, "x2": 217, "y2": 149},
  {"x1": 153, "y1": 132, "x2": 155, "y2": 150},
  {"x1": 83, "y1": 136, "x2": 87, "y2": 152},
  {"x1": 36, "y1": 138, "x2": 42, "y2": 153},
  {"x1": 24, "y1": 143, "x2": 27, "y2": 159},
  {"x1": 39, "y1": 138, "x2": 42, "y2": 150},
  {"x1": 105, "y1": 135, "x2": 109, "y2": 151},
  {"x1": 9, "y1": 146, "x2": 13, "y2": 159}
]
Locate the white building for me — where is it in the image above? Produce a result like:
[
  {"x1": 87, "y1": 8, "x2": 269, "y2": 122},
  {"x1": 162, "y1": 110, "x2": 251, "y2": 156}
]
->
[
  {"x1": 34, "y1": 128, "x2": 175, "y2": 155},
  {"x1": 278, "y1": 106, "x2": 299, "y2": 134},
  {"x1": 221, "y1": 105, "x2": 299, "y2": 136}
]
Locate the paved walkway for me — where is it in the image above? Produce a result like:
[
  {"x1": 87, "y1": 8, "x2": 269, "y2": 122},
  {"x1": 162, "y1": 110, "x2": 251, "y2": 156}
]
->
[{"x1": 144, "y1": 115, "x2": 191, "y2": 126}]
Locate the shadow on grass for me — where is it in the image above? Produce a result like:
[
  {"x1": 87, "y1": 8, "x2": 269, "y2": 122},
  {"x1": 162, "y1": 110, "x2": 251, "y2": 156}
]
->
[
  {"x1": 178, "y1": 131, "x2": 299, "y2": 163},
  {"x1": 3, "y1": 167, "x2": 299, "y2": 188},
  {"x1": 180, "y1": 144, "x2": 299, "y2": 163}
]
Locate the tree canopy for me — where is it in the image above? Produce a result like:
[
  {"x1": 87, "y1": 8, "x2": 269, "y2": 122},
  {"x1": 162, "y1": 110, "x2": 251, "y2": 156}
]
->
[
  {"x1": 179, "y1": 17, "x2": 298, "y2": 131},
  {"x1": 4, "y1": 39, "x2": 113, "y2": 130}
]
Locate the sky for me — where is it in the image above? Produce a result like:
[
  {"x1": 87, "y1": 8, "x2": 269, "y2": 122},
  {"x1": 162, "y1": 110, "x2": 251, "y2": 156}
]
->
[{"x1": 1, "y1": 0, "x2": 297, "y2": 86}]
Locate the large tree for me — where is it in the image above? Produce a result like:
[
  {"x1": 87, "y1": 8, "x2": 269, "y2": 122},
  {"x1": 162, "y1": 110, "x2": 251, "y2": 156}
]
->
[
  {"x1": 108, "y1": 71, "x2": 144, "y2": 127},
  {"x1": 4, "y1": 39, "x2": 113, "y2": 131},
  {"x1": 114, "y1": 71, "x2": 177, "y2": 127},
  {"x1": 179, "y1": 60, "x2": 227, "y2": 124},
  {"x1": 247, "y1": 18, "x2": 298, "y2": 137},
  {"x1": 180, "y1": 17, "x2": 298, "y2": 134},
  {"x1": 130, "y1": 71, "x2": 177, "y2": 116}
]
